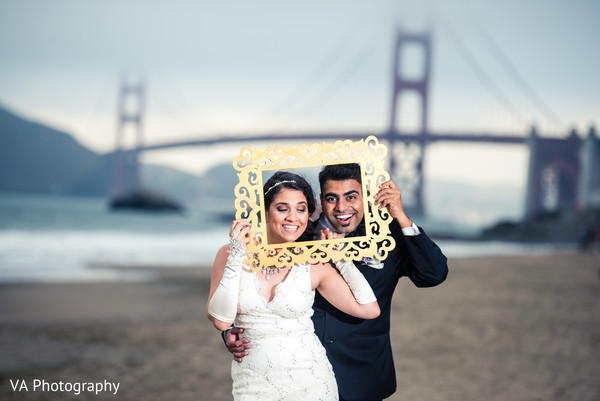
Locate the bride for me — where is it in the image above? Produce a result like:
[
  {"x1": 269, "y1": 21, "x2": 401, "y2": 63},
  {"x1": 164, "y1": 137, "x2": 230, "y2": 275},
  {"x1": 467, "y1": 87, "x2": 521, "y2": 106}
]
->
[{"x1": 207, "y1": 171, "x2": 380, "y2": 400}]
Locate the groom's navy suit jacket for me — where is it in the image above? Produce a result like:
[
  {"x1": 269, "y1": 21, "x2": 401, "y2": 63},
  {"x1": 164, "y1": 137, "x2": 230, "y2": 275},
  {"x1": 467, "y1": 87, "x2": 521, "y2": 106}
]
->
[{"x1": 312, "y1": 219, "x2": 448, "y2": 401}]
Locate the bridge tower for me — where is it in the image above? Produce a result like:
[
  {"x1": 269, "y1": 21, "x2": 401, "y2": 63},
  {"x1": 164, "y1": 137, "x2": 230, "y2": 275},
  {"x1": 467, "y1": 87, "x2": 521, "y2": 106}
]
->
[
  {"x1": 386, "y1": 29, "x2": 431, "y2": 217},
  {"x1": 524, "y1": 127, "x2": 581, "y2": 217},
  {"x1": 111, "y1": 80, "x2": 145, "y2": 198},
  {"x1": 578, "y1": 126, "x2": 600, "y2": 210}
]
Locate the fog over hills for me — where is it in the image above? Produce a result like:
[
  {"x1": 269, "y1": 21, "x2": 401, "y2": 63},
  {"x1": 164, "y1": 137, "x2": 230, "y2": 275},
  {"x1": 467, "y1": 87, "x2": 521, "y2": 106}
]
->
[{"x1": 0, "y1": 104, "x2": 233, "y2": 207}]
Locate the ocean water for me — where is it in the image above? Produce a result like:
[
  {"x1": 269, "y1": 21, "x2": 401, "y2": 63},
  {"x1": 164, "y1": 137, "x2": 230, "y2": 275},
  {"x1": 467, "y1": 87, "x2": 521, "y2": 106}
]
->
[
  {"x1": 0, "y1": 193, "x2": 230, "y2": 282},
  {"x1": 0, "y1": 194, "x2": 564, "y2": 283}
]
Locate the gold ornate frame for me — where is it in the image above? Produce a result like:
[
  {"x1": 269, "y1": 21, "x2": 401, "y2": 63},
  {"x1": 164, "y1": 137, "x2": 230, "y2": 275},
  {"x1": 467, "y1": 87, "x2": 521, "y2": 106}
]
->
[{"x1": 232, "y1": 135, "x2": 395, "y2": 271}]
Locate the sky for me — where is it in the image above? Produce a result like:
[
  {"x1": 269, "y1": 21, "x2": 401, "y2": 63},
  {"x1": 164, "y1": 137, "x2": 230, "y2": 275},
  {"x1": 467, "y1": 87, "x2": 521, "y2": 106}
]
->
[{"x1": 0, "y1": 0, "x2": 598, "y2": 188}]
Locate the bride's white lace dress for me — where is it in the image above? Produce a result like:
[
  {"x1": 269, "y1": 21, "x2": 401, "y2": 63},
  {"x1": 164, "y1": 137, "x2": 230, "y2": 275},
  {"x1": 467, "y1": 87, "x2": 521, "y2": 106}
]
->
[{"x1": 231, "y1": 263, "x2": 338, "y2": 401}]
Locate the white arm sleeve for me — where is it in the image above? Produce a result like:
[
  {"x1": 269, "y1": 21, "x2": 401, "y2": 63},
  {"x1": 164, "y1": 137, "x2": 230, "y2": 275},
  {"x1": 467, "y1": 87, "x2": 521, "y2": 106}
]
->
[
  {"x1": 335, "y1": 260, "x2": 377, "y2": 304},
  {"x1": 208, "y1": 238, "x2": 246, "y2": 323},
  {"x1": 401, "y1": 222, "x2": 420, "y2": 236}
]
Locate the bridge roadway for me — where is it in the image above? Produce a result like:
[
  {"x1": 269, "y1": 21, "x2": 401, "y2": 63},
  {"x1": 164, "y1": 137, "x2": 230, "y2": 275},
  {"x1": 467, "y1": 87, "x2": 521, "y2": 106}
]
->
[{"x1": 111, "y1": 131, "x2": 531, "y2": 155}]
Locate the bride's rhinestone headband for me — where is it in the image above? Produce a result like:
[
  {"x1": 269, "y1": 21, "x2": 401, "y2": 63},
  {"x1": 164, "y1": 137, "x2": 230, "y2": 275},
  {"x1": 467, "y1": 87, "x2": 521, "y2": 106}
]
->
[{"x1": 264, "y1": 180, "x2": 297, "y2": 196}]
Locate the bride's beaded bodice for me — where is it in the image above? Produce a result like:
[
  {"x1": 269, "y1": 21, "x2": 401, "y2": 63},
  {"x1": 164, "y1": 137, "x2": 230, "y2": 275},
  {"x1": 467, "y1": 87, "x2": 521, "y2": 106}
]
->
[
  {"x1": 231, "y1": 264, "x2": 338, "y2": 400},
  {"x1": 235, "y1": 264, "x2": 315, "y2": 339}
]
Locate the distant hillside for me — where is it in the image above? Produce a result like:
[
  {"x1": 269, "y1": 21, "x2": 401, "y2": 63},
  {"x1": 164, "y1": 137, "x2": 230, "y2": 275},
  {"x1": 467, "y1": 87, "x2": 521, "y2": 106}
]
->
[
  {"x1": 0, "y1": 106, "x2": 99, "y2": 194},
  {"x1": 0, "y1": 105, "x2": 237, "y2": 206}
]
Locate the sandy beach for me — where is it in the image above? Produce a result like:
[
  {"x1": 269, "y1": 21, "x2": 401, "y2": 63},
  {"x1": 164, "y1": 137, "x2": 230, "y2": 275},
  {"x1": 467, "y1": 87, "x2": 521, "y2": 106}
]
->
[{"x1": 1, "y1": 252, "x2": 599, "y2": 401}]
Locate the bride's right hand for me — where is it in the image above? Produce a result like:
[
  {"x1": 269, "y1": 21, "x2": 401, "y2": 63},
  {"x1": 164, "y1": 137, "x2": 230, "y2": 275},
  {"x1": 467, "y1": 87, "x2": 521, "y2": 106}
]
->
[{"x1": 230, "y1": 219, "x2": 251, "y2": 248}]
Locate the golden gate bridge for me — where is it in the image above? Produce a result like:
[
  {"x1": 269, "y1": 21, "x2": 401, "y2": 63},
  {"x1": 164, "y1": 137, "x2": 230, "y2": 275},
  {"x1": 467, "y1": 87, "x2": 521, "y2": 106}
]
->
[{"x1": 109, "y1": 29, "x2": 600, "y2": 218}]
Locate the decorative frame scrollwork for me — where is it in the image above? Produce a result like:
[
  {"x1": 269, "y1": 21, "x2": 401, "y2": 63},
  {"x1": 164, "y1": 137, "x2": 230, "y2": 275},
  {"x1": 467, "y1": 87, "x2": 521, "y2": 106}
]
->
[{"x1": 232, "y1": 135, "x2": 395, "y2": 271}]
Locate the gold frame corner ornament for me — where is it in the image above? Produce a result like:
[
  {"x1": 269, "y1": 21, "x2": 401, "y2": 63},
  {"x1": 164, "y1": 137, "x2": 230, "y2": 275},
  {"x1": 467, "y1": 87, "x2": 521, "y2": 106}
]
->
[{"x1": 232, "y1": 135, "x2": 395, "y2": 271}]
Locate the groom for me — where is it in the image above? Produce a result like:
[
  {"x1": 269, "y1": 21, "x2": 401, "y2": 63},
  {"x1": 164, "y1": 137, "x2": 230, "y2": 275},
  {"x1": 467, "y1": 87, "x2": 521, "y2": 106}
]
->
[{"x1": 226, "y1": 163, "x2": 448, "y2": 401}]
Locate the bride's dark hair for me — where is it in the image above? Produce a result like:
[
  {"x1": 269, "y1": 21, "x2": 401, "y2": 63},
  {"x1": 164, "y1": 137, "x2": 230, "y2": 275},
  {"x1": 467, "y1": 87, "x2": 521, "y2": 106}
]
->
[{"x1": 263, "y1": 171, "x2": 316, "y2": 215}]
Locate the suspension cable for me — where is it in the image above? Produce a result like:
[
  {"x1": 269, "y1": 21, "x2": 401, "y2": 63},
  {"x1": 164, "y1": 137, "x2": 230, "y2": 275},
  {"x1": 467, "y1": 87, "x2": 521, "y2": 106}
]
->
[{"x1": 471, "y1": 19, "x2": 565, "y2": 129}]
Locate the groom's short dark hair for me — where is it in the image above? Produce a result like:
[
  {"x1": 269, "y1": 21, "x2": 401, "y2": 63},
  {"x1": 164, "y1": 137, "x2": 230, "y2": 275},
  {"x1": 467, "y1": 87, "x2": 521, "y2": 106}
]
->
[{"x1": 318, "y1": 163, "x2": 362, "y2": 192}]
